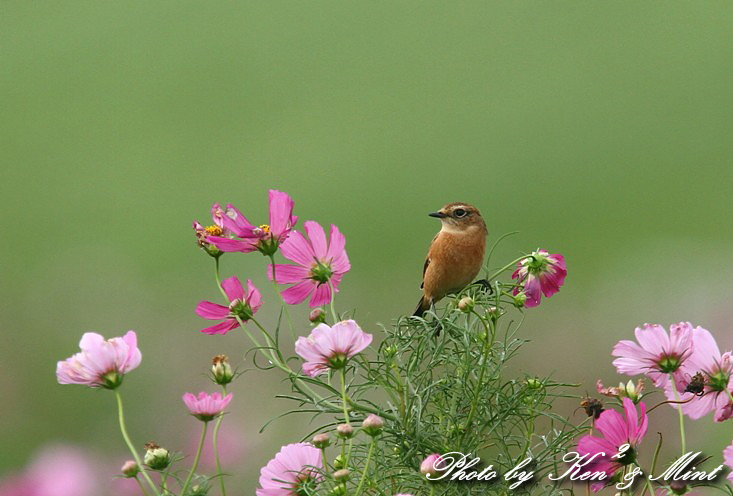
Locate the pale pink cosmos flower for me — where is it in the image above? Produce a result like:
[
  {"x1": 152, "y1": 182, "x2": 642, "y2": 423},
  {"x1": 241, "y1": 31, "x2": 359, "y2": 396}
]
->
[
  {"x1": 420, "y1": 454, "x2": 445, "y2": 478},
  {"x1": 269, "y1": 220, "x2": 350, "y2": 307},
  {"x1": 663, "y1": 325, "x2": 733, "y2": 420},
  {"x1": 196, "y1": 276, "x2": 262, "y2": 335},
  {"x1": 256, "y1": 442, "x2": 323, "y2": 496},
  {"x1": 576, "y1": 398, "x2": 648, "y2": 492},
  {"x1": 56, "y1": 331, "x2": 141, "y2": 389},
  {"x1": 511, "y1": 250, "x2": 566, "y2": 308},
  {"x1": 182, "y1": 392, "x2": 233, "y2": 421},
  {"x1": 294, "y1": 320, "x2": 372, "y2": 377},
  {"x1": 208, "y1": 190, "x2": 297, "y2": 256},
  {"x1": 612, "y1": 322, "x2": 695, "y2": 388},
  {"x1": 724, "y1": 442, "x2": 733, "y2": 482}
]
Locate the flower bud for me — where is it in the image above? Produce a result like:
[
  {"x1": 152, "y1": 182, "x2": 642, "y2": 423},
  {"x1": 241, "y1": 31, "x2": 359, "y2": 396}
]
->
[
  {"x1": 328, "y1": 485, "x2": 347, "y2": 496},
  {"x1": 211, "y1": 355, "x2": 234, "y2": 386},
  {"x1": 361, "y1": 414, "x2": 384, "y2": 436},
  {"x1": 420, "y1": 453, "x2": 444, "y2": 478},
  {"x1": 669, "y1": 480, "x2": 688, "y2": 495},
  {"x1": 121, "y1": 460, "x2": 139, "y2": 478},
  {"x1": 333, "y1": 454, "x2": 346, "y2": 470},
  {"x1": 309, "y1": 308, "x2": 326, "y2": 324},
  {"x1": 333, "y1": 469, "x2": 350, "y2": 482},
  {"x1": 144, "y1": 442, "x2": 171, "y2": 471},
  {"x1": 335, "y1": 423, "x2": 354, "y2": 439},
  {"x1": 312, "y1": 433, "x2": 331, "y2": 449},
  {"x1": 525, "y1": 378, "x2": 543, "y2": 390},
  {"x1": 513, "y1": 292, "x2": 527, "y2": 308},
  {"x1": 458, "y1": 297, "x2": 474, "y2": 313}
]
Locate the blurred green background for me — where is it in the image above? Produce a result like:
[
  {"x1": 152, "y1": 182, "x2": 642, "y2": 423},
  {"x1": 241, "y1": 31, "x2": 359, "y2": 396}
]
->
[{"x1": 2, "y1": 1, "x2": 733, "y2": 493}]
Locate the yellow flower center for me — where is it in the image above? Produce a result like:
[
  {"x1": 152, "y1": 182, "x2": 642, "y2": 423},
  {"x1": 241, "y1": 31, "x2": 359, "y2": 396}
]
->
[
  {"x1": 205, "y1": 225, "x2": 223, "y2": 236},
  {"x1": 259, "y1": 224, "x2": 271, "y2": 234}
]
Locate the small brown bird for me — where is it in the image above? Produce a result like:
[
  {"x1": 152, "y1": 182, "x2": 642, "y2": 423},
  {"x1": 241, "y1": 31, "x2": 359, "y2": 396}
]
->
[{"x1": 413, "y1": 202, "x2": 488, "y2": 317}]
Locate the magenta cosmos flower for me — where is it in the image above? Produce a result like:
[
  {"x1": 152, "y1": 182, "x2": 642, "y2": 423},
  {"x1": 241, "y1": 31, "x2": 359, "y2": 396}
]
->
[
  {"x1": 56, "y1": 331, "x2": 141, "y2": 389},
  {"x1": 256, "y1": 442, "x2": 323, "y2": 496},
  {"x1": 269, "y1": 220, "x2": 350, "y2": 307},
  {"x1": 576, "y1": 398, "x2": 648, "y2": 492},
  {"x1": 207, "y1": 190, "x2": 297, "y2": 256},
  {"x1": 724, "y1": 442, "x2": 733, "y2": 482},
  {"x1": 182, "y1": 392, "x2": 233, "y2": 422},
  {"x1": 193, "y1": 203, "x2": 232, "y2": 256},
  {"x1": 511, "y1": 250, "x2": 566, "y2": 308},
  {"x1": 612, "y1": 322, "x2": 695, "y2": 388},
  {"x1": 295, "y1": 320, "x2": 372, "y2": 377},
  {"x1": 663, "y1": 325, "x2": 733, "y2": 421},
  {"x1": 196, "y1": 276, "x2": 262, "y2": 335}
]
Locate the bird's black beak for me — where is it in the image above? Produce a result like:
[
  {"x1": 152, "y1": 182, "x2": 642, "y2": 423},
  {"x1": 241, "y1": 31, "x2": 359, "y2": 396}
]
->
[{"x1": 428, "y1": 211, "x2": 447, "y2": 218}]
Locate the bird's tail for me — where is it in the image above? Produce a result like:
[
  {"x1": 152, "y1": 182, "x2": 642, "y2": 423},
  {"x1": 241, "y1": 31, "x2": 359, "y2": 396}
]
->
[{"x1": 413, "y1": 296, "x2": 431, "y2": 318}]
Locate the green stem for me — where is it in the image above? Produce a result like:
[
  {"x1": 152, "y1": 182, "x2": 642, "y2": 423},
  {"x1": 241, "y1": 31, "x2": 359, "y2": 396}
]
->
[
  {"x1": 214, "y1": 257, "x2": 228, "y2": 299},
  {"x1": 181, "y1": 422, "x2": 208, "y2": 496},
  {"x1": 114, "y1": 390, "x2": 160, "y2": 496},
  {"x1": 328, "y1": 280, "x2": 338, "y2": 323},
  {"x1": 354, "y1": 438, "x2": 376, "y2": 496},
  {"x1": 135, "y1": 477, "x2": 150, "y2": 496},
  {"x1": 340, "y1": 368, "x2": 351, "y2": 425},
  {"x1": 213, "y1": 386, "x2": 227, "y2": 496},
  {"x1": 671, "y1": 375, "x2": 686, "y2": 455},
  {"x1": 268, "y1": 254, "x2": 295, "y2": 339},
  {"x1": 487, "y1": 255, "x2": 531, "y2": 282},
  {"x1": 459, "y1": 311, "x2": 493, "y2": 448}
]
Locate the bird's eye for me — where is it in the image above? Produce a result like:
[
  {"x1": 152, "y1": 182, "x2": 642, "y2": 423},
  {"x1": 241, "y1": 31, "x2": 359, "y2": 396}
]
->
[{"x1": 454, "y1": 209, "x2": 467, "y2": 218}]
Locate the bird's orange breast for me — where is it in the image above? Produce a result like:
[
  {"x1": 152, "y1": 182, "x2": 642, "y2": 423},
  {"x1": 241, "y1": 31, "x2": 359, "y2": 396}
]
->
[{"x1": 423, "y1": 229, "x2": 486, "y2": 301}]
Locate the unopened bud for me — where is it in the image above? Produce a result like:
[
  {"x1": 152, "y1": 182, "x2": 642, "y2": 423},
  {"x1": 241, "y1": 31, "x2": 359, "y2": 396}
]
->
[
  {"x1": 333, "y1": 469, "x2": 350, "y2": 482},
  {"x1": 526, "y1": 378, "x2": 543, "y2": 390},
  {"x1": 211, "y1": 355, "x2": 234, "y2": 385},
  {"x1": 336, "y1": 423, "x2": 354, "y2": 439},
  {"x1": 121, "y1": 460, "x2": 139, "y2": 478},
  {"x1": 333, "y1": 454, "x2": 346, "y2": 470},
  {"x1": 328, "y1": 485, "x2": 347, "y2": 496},
  {"x1": 309, "y1": 308, "x2": 326, "y2": 324},
  {"x1": 144, "y1": 442, "x2": 171, "y2": 471},
  {"x1": 669, "y1": 480, "x2": 688, "y2": 495},
  {"x1": 458, "y1": 297, "x2": 474, "y2": 313},
  {"x1": 312, "y1": 433, "x2": 331, "y2": 449},
  {"x1": 513, "y1": 292, "x2": 527, "y2": 308},
  {"x1": 420, "y1": 453, "x2": 443, "y2": 477},
  {"x1": 361, "y1": 414, "x2": 384, "y2": 436}
]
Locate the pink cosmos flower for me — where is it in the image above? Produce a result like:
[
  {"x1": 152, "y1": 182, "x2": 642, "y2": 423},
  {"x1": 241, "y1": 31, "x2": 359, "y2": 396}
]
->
[
  {"x1": 663, "y1": 325, "x2": 733, "y2": 420},
  {"x1": 612, "y1": 322, "x2": 695, "y2": 388},
  {"x1": 182, "y1": 392, "x2": 233, "y2": 421},
  {"x1": 207, "y1": 190, "x2": 297, "y2": 256},
  {"x1": 294, "y1": 320, "x2": 372, "y2": 377},
  {"x1": 256, "y1": 442, "x2": 323, "y2": 496},
  {"x1": 724, "y1": 442, "x2": 733, "y2": 482},
  {"x1": 193, "y1": 203, "x2": 232, "y2": 256},
  {"x1": 195, "y1": 276, "x2": 262, "y2": 335},
  {"x1": 420, "y1": 454, "x2": 446, "y2": 478},
  {"x1": 56, "y1": 331, "x2": 141, "y2": 389},
  {"x1": 511, "y1": 250, "x2": 566, "y2": 308},
  {"x1": 269, "y1": 220, "x2": 350, "y2": 307},
  {"x1": 576, "y1": 398, "x2": 648, "y2": 492}
]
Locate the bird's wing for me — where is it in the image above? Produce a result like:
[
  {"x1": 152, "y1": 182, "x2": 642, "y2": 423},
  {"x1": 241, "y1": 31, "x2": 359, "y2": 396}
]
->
[{"x1": 420, "y1": 257, "x2": 429, "y2": 289}]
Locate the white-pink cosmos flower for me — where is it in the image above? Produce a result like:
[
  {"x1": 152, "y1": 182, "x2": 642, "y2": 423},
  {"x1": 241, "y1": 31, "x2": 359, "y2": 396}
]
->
[
  {"x1": 269, "y1": 220, "x2": 350, "y2": 307},
  {"x1": 56, "y1": 331, "x2": 142, "y2": 389},
  {"x1": 193, "y1": 203, "x2": 232, "y2": 256},
  {"x1": 294, "y1": 320, "x2": 372, "y2": 377},
  {"x1": 664, "y1": 325, "x2": 733, "y2": 420},
  {"x1": 256, "y1": 442, "x2": 323, "y2": 496},
  {"x1": 612, "y1": 322, "x2": 695, "y2": 388},
  {"x1": 511, "y1": 250, "x2": 566, "y2": 308},
  {"x1": 182, "y1": 392, "x2": 233, "y2": 422},
  {"x1": 208, "y1": 190, "x2": 297, "y2": 256},
  {"x1": 196, "y1": 276, "x2": 263, "y2": 335}
]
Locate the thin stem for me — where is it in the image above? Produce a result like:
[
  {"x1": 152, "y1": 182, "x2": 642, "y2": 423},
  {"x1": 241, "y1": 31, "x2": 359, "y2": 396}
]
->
[
  {"x1": 671, "y1": 375, "x2": 686, "y2": 455},
  {"x1": 487, "y1": 255, "x2": 531, "y2": 282},
  {"x1": 268, "y1": 254, "x2": 295, "y2": 339},
  {"x1": 459, "y1": 311, "x2": 493, "y2": 448},
  {"x1": 213, "y1": 386, "x2": 227, "y2": 496},
  {"x1": 340, "y1": 368, "x2": 351, "y2": 425},
  {"x1": 135, "y1": 477, "x2": 150, "y2": 496},
  {"x1": 354, "y1": 437, "x2": 376, "y2": 496},
  {"x1": 214, "y1": 257, "x2": 227, "y2": 300},
  {"x1": 328, "y1": 280, "x2": 338, "y2": 323},
  {"x1": 181, "y1": 422, "x2": 209, "y2": 496},
  {"x1": 114, "y1": 390, "x2": 160, "y2": 496}
]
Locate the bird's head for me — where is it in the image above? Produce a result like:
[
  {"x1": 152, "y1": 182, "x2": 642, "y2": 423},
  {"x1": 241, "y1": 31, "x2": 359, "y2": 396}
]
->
[{"x1": 429, "y1": 203, "x2": 486, "y2": 233}]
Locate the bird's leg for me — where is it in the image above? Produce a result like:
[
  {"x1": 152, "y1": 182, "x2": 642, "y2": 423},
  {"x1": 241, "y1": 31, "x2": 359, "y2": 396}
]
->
[{"x1": 473, "y1": 279, "x2": 494, "y2": 295}]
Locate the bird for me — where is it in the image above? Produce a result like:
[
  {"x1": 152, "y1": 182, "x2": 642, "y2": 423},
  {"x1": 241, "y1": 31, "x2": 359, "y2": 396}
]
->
[{"x1": 413, "y1": 202, "x2": 488, "y2": 318}]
